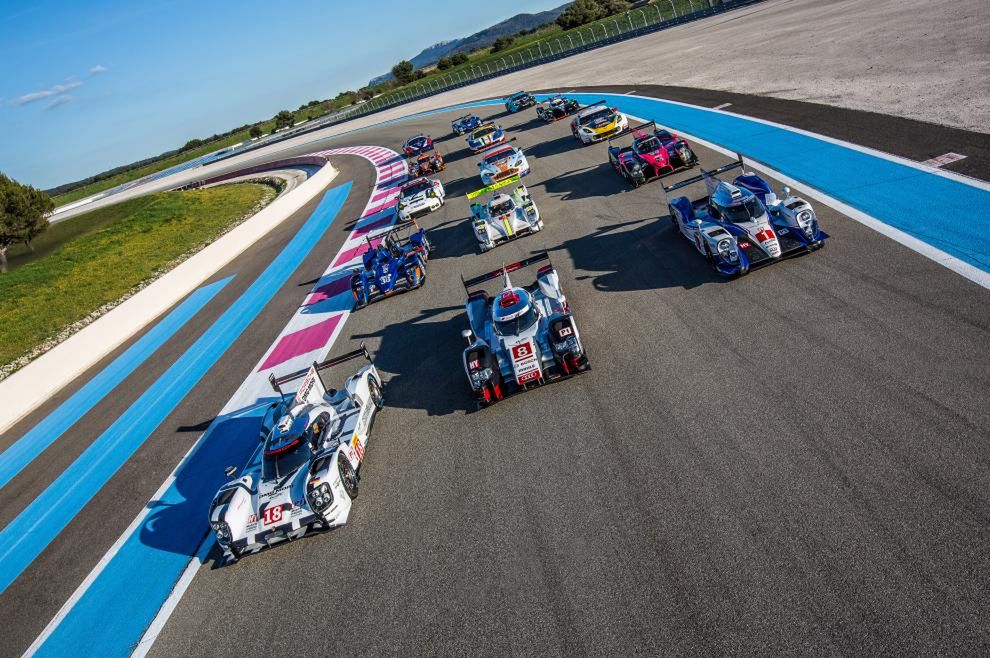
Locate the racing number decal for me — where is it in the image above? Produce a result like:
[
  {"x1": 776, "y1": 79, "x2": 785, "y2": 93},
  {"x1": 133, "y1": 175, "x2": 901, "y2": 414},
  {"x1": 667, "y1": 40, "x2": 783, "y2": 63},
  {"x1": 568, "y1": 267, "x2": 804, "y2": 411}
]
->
[
  {"x1": 512, "y1": 343, "x2": 532, "y2": 360},
  {"x1": 756, "y1": 228, "x2": 776, "y2": 243},
  {"x1": 262, "y1": 505, "x2": 283, "y2": 526}
]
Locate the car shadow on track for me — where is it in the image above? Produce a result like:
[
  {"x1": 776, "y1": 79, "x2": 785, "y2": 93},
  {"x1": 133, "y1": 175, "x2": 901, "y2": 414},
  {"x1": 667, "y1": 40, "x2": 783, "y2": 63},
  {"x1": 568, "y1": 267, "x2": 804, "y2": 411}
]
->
[
  {"x1": 549, "y1": 215, "x2": 726, "y2": 291},
  {"x1": 352, "y1": 305, "x2": 469, "y2": 417},
  {"x1": 441, "y1": 175, "x2": 481, "y2": 200},
  {"x1": 537, "y1": 162, "x2": 627, "y2": 201},
  {"x1": 520, "y1": 133, "x2": 579, "y2": 159},
  {"x1": 424, "y1": 216, "x2": 479, "y2": 260}
]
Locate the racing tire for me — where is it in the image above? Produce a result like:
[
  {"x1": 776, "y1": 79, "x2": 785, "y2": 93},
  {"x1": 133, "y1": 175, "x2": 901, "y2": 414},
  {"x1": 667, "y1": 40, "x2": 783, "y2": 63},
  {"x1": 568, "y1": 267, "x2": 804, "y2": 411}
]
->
[
  {"x1": 339, "y1": 457, "x2": 359, "y2": 500},
  {"x1": 368, "y1": 376, "x2": 385, "y2": 410},
  {"x1": 668, "y1": 208, "x2": 679, "y2": 234}
]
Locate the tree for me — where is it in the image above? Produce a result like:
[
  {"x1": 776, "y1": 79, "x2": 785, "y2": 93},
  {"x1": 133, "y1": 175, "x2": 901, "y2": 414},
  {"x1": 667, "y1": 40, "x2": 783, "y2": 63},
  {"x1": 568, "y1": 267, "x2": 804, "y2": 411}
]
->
[
  {"x1": 249, "y1": 125, "x2": 263, "y2": 139},
  {"x1": 556, "y1": 0, "x2": 627, "y2": 29},
  {"x1": 180, "y1": 138, "x2": 204, "y2": 152},
  {"x1": 0, "y1": 173, "x2": 53, "y2": 273},
  {"x1": 391, "y1": 60, "x2": 415, "y2": 85},
  {"x1": 273, "y1": 110, "x2": 294, "y2": 131},
  {"x1": 490, "y1": 36, "x2": 515, "y2": 53},
  {"x1": 451, "y1": 52, "x2": 469, "y2": 66},
  {"x1": 436, "y1": 57, "x2": 452, "y2": 70}
]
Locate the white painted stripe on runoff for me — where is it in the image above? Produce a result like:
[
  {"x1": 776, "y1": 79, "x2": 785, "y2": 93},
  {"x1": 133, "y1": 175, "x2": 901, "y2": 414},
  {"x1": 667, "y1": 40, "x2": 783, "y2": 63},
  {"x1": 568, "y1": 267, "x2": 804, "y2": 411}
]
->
[
  {"x1": 130, "y1": 536, "x2": 213, "y2": 658},
  {"x1": 625, "y1": 90, "x2": 637, "y2": 95},
  {"x1": 620, "y1": 92, "x2": 990, "y2": 192},
  {"x1": 923, "y1": 152, "x2": 967, "y2": 167},
  {"x1": 625, "y1": 111, "x2": 990, "y2": 292},
  {"x1": 0, "y1": 161, "x2": 340, "y2": 435},
  {"x1": 23, "y1": 437, "x2": 203, "y2": 657},
  {"x1": 712, "y1": 102, "x2": 732, "y2": 110},
  {"x1": 24, "y1": 148, "x2": 401, "y2": 658}
]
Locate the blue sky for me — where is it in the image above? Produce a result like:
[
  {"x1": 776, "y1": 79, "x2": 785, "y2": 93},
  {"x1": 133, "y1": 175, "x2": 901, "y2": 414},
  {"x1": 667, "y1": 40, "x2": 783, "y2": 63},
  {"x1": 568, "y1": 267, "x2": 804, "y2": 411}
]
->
[{"x1": 0, "y1": 0, "x2": 561, "y2": 190}]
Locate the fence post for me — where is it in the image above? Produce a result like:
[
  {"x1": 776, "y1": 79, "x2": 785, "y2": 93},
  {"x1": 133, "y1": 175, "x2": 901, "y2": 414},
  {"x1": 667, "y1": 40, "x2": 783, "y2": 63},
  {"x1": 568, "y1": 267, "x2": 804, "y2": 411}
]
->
[
  {"x1": 655, "y1": 4, "x2": 662, "y2": 21},
  {"x1": 628, "y1": 12, "x2": 634, "y2": 30},
  {"x1": 668, "y1": 1, "x2": 677, "y2": 18},
  {"x1": 613, "y1": 19, "x2": 620, "y2": 35}
]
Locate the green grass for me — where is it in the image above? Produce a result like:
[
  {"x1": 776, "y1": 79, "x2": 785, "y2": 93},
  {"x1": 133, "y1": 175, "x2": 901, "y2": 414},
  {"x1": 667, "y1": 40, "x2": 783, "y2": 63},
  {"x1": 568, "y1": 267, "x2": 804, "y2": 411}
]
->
[{"x1": 0, "y1": 183, "x2": 274, "y2": 368}]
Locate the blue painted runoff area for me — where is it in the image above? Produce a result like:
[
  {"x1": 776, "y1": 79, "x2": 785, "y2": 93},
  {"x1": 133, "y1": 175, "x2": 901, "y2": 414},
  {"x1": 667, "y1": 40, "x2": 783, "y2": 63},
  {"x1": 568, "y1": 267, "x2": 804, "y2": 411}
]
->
[
  {"x1": 0, "y1": 276, "x2": 234, "y2": 493},
  {"x1": 34, "y1": 400, "x2": 275, "y2": 658},
  {"x1": 0, "y1": 181, "x2": 351, "y2": 598},
  {"x1": 558, "y1": 92, "x2": 990, "y2": 274}
]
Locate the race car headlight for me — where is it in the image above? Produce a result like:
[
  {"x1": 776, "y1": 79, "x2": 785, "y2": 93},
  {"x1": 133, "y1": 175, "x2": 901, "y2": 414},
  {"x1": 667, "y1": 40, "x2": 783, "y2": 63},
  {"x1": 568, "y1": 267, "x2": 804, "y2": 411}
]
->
[
  {"x1": 630, "y1": 162, "x2": 642, "y2": 171},
  {"x1": 398, "y1": 201, "x2": 406, "y2": 210},
  {"x1": 469, "y1": 367, "x2": 493, "y2": 389},
  {"x1": 717, "y1": 238, "x2": 739, "y2": 261},
  {"x1": 307, "y1": 483, "x2": 334, "y2": 514},
  {"x1": 798, "y1": 209, "x2": 813, "y2": 223},
  {"x1": 211, "y1": 521, "x2": 232, "y2": 545}
]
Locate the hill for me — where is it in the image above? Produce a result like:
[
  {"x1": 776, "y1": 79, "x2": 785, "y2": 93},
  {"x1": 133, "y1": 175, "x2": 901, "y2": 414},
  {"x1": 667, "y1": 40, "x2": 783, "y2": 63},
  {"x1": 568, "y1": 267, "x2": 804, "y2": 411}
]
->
[{"x1": 369, "y1": 3, "x2": 569, "y2": 86}]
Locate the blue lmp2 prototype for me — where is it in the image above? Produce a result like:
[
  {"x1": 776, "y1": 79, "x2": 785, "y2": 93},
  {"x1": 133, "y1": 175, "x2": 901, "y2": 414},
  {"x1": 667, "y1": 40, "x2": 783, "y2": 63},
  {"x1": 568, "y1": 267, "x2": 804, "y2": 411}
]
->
[
  {"x1": 452, "y1": 114, "x2": 483, "y2": 135},
  {"x1": 350, "y1": 223, "x2": 433, "y2": 308},
  {"x1": 663, "y1": 158, "x2": 828, "y2": 277}
]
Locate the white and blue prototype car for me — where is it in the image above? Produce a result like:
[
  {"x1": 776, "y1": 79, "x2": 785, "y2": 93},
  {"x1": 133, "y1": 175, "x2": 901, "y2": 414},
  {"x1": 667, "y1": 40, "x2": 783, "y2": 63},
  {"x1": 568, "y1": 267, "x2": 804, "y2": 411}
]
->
[
  {"x1": 208, "y1": 346, "x2": 385, "y2": 562},
  {"x1": 664, "y1": 158, "x2": 828, "y2": 276},
  {"x1": 460, "y1": 252, "x2": 589, "y2": 408}
]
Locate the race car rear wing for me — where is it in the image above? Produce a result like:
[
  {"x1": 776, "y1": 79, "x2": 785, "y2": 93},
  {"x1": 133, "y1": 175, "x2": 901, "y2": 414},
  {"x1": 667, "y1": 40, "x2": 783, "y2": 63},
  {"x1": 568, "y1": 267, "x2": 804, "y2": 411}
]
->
[
  {"x1": 576, "y1": 99, "x2": 610, "y2": 112},
  {"x1": 661, "y1": 156, "x2": 746, "y2": 195},
  {"x1": 607, "y1": 120, "x2": 657, "y2": 144},
  {"x1": 462, "y1": 250, "x2": 551, "y2": 292},
  {"x1": 269, "y1": 343, "x2": 373, "y2": 397},
  {"x1": 466, "y1": 175, "x2": 522, "y2": 200},
  {"x1": 365, "y1": 218, "x2": 424, "y2": 244}
]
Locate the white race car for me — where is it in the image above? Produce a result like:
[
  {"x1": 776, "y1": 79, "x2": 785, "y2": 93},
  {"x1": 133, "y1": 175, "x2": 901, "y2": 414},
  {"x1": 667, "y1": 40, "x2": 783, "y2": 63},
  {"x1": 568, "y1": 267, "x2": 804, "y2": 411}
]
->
[
  {"x1": 478, "y1": 144, "x2": 530, "y2": 186},
  {"x1": 468, "y1": 181, "x2": 542, "y2": 252},
  {"x1": 208, "y1": 346, "x2": 385, "y2": 562},
  {"x1": 397, "y1": 177, "x2": 445, "y2": 222}
]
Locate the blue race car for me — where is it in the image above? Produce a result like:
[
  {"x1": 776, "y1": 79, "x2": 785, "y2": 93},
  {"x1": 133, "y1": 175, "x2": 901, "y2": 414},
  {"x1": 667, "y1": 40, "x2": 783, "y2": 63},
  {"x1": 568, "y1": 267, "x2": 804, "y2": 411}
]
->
[
  {"x1": 663, "y1": 158, "x2": 828, "y2": 277},
  {"x1": 452, "y1": 114, "x2": 482, "y2": 135},
  {"x1": 351, "y1": 223, "x2": 433, "y2": 308},
  {"x1": 402, "y1": 133, "x2": 434, "y2": 156},
  {"x1": 505, "y1": 91, "x2": 536, "y2": 113}
]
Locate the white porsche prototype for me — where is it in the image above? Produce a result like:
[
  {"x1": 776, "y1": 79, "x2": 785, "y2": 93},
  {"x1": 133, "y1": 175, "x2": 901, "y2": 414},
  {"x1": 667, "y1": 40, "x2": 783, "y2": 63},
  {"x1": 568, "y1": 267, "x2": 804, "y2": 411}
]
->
[
  {"x1": 468, "y1": 179, "x2": 542, "y2": 252},
  {"x1": 397, "y1": 177, "x2": 446, "y2": 222},
  {"x1": 478, "y1": 144, "x2": 530, "y2": 186},
  {"x1": 208, "y1": 346, "x2": 385, "y2": 562}
]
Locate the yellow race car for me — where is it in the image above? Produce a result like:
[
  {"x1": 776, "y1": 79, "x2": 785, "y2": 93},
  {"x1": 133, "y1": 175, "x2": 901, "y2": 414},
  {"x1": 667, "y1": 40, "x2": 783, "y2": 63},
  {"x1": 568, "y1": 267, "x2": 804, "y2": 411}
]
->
[{"x1": 570, "y1": 101, "x2": 629, "y2": 144}]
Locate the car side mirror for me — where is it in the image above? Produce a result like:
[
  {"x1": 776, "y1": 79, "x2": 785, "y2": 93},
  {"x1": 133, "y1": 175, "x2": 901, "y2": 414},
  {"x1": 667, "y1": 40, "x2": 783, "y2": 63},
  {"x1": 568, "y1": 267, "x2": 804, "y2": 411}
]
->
[
  {"x1": 461, "y1": 329, "x2": 475, "y2": 345},
  {"x1": 224, "y1": 465, "x2": 238, "y2": 479},
  {"x1": 692, "y1": 218, "x2": 704, "y2": 227},
  {"x1": 781, "y1": 186, "x2": 791, "y2": 197}
]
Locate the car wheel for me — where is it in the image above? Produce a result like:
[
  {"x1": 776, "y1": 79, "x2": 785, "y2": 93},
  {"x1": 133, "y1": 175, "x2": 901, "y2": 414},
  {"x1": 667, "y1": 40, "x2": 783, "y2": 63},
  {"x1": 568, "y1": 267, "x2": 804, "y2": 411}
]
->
[
  {"x1": 368, "y1": 376, "x2": 385, "y2": 410},
  {"x1": 339, "y1": 457, "x2": 359, "y2": 500}
]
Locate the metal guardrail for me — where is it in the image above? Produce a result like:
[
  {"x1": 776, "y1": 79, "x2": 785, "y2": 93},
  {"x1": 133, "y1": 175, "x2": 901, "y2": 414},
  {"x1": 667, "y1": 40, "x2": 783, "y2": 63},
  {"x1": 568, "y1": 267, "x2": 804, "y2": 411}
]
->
[{"x1": 218, "y1": 0, "x2": 766, "y2": 162}]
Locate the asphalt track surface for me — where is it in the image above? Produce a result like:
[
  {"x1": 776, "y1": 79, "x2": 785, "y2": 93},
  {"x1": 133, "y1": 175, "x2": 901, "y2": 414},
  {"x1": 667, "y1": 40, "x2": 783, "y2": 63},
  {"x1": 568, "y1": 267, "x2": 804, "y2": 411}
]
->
[
  {"x1": 4, "y1": 98, "x2": 989, "y2": 655},
  {"x1": 141, "y1": 107, "x2": 990, "y2": 654}
]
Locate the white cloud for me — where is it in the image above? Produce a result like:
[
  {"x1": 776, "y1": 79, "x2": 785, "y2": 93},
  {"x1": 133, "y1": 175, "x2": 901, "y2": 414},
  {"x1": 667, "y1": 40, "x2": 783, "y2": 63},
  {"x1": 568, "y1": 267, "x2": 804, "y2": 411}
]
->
[
  {"x1": 15, "y1": 90, "x2": 55, "y2": 105},
  {"x1": 89, "y1": 64, "x2": 109, "y2": 75},
  {"x1": 52, "y1": 81, "x2": 83, "y2": 93},
  {"x1": 45, "y1": 95, "x2": 75, "y2": 110}
]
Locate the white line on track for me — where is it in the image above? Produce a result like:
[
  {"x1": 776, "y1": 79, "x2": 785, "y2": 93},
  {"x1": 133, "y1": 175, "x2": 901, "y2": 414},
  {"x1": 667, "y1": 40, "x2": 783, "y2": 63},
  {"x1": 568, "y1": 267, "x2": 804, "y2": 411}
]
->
[
  {"x1": 712, "y1": 102, "x2": 732, "y2": 110},
  {"x1": 24, "y1": 436, "x2": 206, "y2": 656},
  {"x1": 923, "y1": 152, "x2": 967, "y2": 167},
  {"x1": 626, "y1": 112, "x2": 990, "y2": 292}
]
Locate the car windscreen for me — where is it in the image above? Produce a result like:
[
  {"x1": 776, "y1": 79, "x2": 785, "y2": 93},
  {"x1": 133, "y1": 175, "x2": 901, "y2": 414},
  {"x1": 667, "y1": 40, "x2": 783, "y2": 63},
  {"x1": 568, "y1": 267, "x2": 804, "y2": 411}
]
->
[
  {"x1": 636, "y1": 137, "x2": 661, "y2": 153},
  {"x1": 490, "y1": 200, "x2": 514, "y2": 216},
  {"x1": 494, "y1": 307, "x2": 538, "y2": 336},
  {"x1": 401, "y1": 181, "x2": 431, "y2": 197},
  {"x1": 720, "y1": 197, "x2": 765, "y2": 223},
  {"x1": 262, "y1": 436, "x2": 310, "y2": 480},
  {"x1": 580, "y1": 109, "x2": 612, "y2": 125},
  {"x1": 474, "y1": 127, "x2": 496, "y2": 138},
  {"x1": 484, "y1": 150, "x2": 512, "y2": 164}
]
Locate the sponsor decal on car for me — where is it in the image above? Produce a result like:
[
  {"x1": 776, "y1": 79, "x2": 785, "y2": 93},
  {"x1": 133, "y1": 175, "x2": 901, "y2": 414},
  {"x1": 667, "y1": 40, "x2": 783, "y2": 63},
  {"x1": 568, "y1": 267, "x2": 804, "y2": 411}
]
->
[{"x1": 510, "y1": 340, "x2": 541, "y2": 385}]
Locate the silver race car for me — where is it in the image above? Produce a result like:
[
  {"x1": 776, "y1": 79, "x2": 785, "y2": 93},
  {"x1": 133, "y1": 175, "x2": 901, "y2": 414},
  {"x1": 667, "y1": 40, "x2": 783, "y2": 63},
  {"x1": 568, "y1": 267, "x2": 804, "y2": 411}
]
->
[
  {"x1": 467, "y1": 177, "x2": 543, "y2": 252},
  {"x1": 460, "y1": 252, "x2": 589, "y2": 407},
  {"x1": 208, "y1": 346, "x2": 385, "y2": 562}
]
